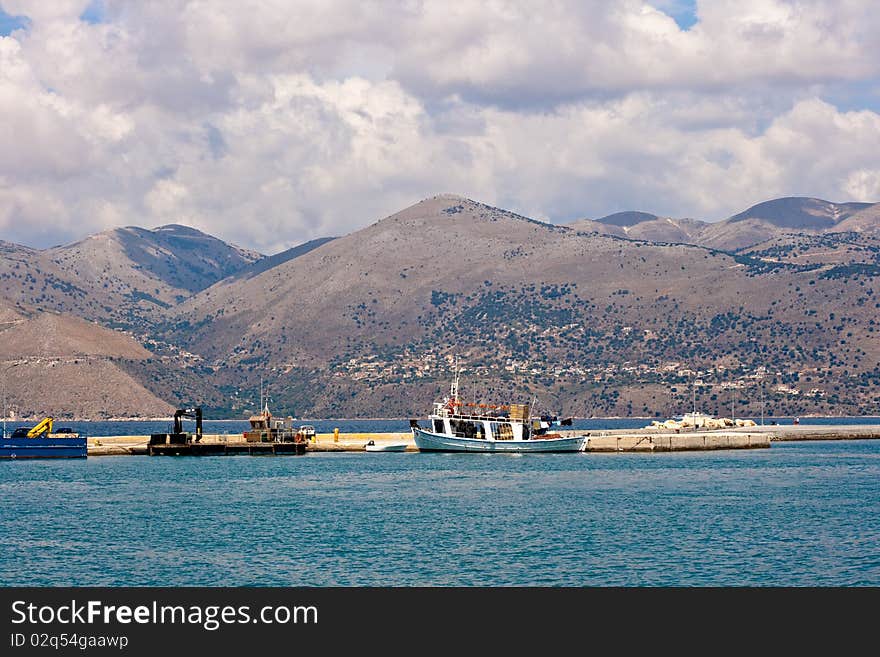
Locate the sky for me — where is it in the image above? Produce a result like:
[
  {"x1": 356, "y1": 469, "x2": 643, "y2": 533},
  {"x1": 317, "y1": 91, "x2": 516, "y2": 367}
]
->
[{"x1": 1, "y1": 1, "x2": 879, "y2": 254}]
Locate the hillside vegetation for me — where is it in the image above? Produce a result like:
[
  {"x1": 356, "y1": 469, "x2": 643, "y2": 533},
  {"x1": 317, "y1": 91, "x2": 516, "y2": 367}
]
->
[{"x1": 2, "y1": 194, "x2": 879, "y2": 419}]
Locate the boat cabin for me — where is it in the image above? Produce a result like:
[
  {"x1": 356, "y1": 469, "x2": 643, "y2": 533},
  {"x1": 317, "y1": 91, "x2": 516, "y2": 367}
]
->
[
  {"x1": 244, "y1": 406, "x2": 298, "y2": 443},
  {"x1": 429, "y1": 415, "x2": 528, "y2": 441}
]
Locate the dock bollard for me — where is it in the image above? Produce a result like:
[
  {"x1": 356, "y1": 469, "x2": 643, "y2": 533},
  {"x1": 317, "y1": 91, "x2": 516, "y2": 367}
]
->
[{"x1": 334, "y1": 428, "x2": 339, "y2": 443}]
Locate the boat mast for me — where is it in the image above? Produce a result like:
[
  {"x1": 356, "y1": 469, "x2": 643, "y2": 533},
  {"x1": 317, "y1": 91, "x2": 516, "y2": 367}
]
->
[
  {"x1": 450, "y1": 356, "x2": 460, "y2": 406},
  {"x1": 258, "y1": 376, "x2": 271, "y2": 418}
]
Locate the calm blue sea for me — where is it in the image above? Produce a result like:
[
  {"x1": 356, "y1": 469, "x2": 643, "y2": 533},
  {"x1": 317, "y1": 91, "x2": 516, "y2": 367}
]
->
[{"x1": 1, "y1": 439, "x2": 878, "y2": 586}]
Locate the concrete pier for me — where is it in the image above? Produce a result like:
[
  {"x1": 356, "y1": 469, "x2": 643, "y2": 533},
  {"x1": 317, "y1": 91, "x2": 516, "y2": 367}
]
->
[
  {"x1": 740, "y1": 425, "x2": 880, "y2": 441},
  {"x1": 87, "y1": 432, "x2": 415, "y2": 455},
  {"x1": 84, "y1": 424, "x2": 878, "y2": 456},
  {"x1": 570, "y1": 423, "x2": 879, "y2": 450},
  {"x1": 580, "y1": 431, "x2": 769, "y2": 452}
]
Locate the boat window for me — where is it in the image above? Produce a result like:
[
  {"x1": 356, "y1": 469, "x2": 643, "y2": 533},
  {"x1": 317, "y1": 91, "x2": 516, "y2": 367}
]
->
[
  {"x1": 451, "y1": 419, "x2": 481, "y2": 438},
  {"x1": 496, "y1": 423, "x2": 514, "y2": 440},
  {"x1": 433, "y1": 419, "x2": 445, "y2": 433}
]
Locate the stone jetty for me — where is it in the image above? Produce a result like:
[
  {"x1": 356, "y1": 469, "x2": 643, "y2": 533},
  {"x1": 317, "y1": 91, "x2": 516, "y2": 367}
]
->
[{"x1": 83, "y1": 424, "x2": 879, "y2": 456}]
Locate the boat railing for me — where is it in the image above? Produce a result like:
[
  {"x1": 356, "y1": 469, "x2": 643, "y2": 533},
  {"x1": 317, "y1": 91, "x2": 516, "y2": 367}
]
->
[{"x1": 433, "y1": 412, "x2": 523, "y2": 423}]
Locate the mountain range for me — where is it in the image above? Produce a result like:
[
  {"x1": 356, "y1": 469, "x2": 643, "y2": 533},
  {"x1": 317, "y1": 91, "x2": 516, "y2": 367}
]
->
[
  {"x1": 2, "y1": 195, "x2": 879, "y2": 419},
  {"x1": 570, "y1": 197, "x2": 879, "y2": 251},
  {"x1": 0, "y1": 224, "x2": 260, "y2": 330}
]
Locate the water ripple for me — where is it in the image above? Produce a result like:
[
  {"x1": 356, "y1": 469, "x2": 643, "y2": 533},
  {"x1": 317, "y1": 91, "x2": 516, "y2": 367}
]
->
[{"x1": 1, "y1": 441, "x2": 878, "y2": 585}]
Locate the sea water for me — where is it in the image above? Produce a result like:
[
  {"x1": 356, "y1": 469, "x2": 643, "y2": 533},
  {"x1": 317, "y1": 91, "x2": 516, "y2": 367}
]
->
[{"x1": 1, "y1": 439, "x2": 878, "y2": 586}]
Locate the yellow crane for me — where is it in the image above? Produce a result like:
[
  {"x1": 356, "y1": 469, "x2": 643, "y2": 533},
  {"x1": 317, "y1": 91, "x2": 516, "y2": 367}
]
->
[{"x1": 26, "y1": 417, "x2": 53, "y2": 437}]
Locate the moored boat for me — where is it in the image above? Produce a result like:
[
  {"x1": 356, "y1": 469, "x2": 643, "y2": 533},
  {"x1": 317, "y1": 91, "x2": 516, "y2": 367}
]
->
[
  {"x1": 1, "y1": 418, "x2": 86, "y2": 459},
  {"x1": 365, "y1": 440, "x2": 409, "y2": 452},
  {"x1": 242, "y1": 400, "x2": 308, "y2": 454},
  {"x1": 409, "y1": 368, "x2": 586, "y2": 453}
]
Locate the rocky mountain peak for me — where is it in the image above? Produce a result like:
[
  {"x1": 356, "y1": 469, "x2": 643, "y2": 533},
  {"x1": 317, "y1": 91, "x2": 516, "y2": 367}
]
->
[
  {"x1": 727, "y1": 197, "x2": 873, "y2": 230},
  {"x1": 595, "y1": 211, "x2": 660, "y2": 227}
]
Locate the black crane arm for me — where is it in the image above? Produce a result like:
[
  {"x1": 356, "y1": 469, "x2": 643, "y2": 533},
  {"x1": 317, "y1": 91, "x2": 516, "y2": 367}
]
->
[{"x1": 172, "y1": 407, "x2": 203, "y2": 440}]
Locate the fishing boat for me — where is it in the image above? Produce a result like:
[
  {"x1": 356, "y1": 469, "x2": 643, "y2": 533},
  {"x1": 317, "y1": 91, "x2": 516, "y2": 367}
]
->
[
  {"x1": 409, "y1": 368, "x2": 587, "y2": 453},
  {"x1": 242, "y1": 403, "x2": 308, "y2": 455},
  {"x1": 1, "y1": 417, "x2": 86, "y2": 459}
]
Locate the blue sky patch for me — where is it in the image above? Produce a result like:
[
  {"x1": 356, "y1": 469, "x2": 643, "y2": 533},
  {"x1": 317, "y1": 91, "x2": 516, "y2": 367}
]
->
[
  {"x1": 0, "y1": 8, "x2": 30, "y2": 35},
  {"x1": 652, "y1": 0, "x2": 698, "y2": 30},
  {"x1": 79, "y1": 0, "x2": 106, "y2": 25},
  {"x1": 821, "y1": 80, "x2": 880, "y2": 114}
]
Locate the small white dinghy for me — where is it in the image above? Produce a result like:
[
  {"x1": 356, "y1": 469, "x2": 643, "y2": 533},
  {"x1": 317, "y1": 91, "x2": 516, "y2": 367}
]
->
[{"x1": 365, "y1": 440, "x2": 408, "y2": 452}]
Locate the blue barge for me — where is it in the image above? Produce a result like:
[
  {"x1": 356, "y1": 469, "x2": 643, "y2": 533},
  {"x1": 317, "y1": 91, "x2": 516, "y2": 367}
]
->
[
  {"x1": 1, "y1": 418, "x2": 87, "y2": 459},
  {"x1": 0, "y1": 435, "x2": 87, "y2": 459}
]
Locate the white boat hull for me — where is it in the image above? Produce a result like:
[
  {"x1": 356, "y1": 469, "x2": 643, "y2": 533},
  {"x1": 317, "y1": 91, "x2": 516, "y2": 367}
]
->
[
  {"x1": 365, "y1": 443, "x2": 409, "y2": 452},
  {"x1": 412, "y1": 428, "x2": 586, "y2": 453}
]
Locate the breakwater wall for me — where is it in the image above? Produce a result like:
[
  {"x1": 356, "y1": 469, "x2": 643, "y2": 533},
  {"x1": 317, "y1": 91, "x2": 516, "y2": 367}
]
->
[
  {"x1": 578, "y1": 431, "x2": 768, "y2": 452},
  {"x1": 753, "y1": 425, "x2": 880, "y2": 441},
  {"x1": 87, "y1": 432, "x2": 415, "y2": 455},
  {"x1": 83, "y1": 424, "x2": 880, "y2": 455}
]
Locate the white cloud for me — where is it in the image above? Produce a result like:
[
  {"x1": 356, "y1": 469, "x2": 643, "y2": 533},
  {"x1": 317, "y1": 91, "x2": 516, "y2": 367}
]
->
[
  {"x1": 1, "y1": 1, "x2": 90, "y2": 23},
  {"x1": 0, "y1": 1, "x2": 878, "y2": 252},
  {"x1": 843, "y1": 170, "x2": 880, "y2": 202}
]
